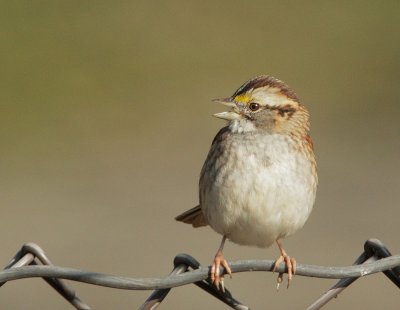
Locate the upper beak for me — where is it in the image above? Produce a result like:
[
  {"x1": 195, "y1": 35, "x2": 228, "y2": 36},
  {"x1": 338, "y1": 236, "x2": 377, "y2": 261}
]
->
[
  {"x1": 212, "y1": 97, "x2": 236, "y2": 107},
  {"x1": 212, "y1": 97, "x2": 241, "y2": 120}
]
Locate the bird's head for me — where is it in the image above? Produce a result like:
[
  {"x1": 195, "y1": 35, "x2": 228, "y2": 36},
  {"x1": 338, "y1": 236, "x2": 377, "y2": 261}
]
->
[{"x1": 213, "y1": 75, "x2": 310, "y2": 135}]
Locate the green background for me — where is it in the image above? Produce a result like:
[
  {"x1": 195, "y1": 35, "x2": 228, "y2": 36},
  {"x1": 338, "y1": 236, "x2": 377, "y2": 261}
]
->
[{"x1": 1, "y1": 1, "x2": 399, "y2": 309}]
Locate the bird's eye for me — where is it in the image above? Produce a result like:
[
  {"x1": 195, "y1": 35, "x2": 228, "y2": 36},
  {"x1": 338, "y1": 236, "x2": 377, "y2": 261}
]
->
[{"x1": 249, "y1": 102, "x2": 260, "y2": 111}]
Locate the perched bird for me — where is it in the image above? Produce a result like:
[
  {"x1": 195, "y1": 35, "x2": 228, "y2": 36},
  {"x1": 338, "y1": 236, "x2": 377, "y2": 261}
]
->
[{"x1": 175, "y1": 75, "x2": 317, "y2": 289}]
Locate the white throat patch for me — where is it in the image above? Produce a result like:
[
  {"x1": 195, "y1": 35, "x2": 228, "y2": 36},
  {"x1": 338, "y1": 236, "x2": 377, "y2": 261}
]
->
[{"x1": 229, "y1": 118, "x2": 256, "y2": 133}]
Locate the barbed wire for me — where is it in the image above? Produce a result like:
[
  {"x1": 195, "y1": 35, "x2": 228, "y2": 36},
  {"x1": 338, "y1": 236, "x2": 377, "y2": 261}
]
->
[{"x1": 0, "y1": 239, "x2": 399, "y2": 309}]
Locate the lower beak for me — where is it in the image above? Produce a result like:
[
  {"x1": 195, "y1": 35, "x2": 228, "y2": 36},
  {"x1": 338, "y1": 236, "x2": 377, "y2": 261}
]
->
[
  {"x1": 213, "y1": 111, "x2": 241, "y2": 120},
  {"x1": 212, "y1": 97, "x2": 241, "y2": 120}
]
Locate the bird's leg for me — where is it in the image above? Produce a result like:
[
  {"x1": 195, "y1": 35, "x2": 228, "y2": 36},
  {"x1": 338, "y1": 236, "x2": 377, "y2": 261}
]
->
[
  {"x1": 210, "y1": 235, "x2": 232, "y2": 291},
  {"x1": 272, "y1": 239, "x2": 296, "y2": 289}
]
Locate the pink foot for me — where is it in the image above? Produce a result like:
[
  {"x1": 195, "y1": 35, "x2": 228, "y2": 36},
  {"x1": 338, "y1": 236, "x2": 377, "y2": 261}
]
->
[{"x1": 210, "y1": 251, "x2": 232, "y2": 291}]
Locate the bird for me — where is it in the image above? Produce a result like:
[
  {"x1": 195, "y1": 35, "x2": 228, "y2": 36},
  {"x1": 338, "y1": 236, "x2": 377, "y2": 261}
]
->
[{"x1": 175, "y1": 75, "x2": 317, "y2": 290}]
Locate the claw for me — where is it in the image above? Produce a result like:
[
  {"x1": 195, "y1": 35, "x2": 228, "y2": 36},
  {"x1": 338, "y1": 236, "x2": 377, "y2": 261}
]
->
[
  {"x1": 220, "y1": 278, "x2": 225, "y2": 292},
  {"x1": 276, "y1": 272, "x2": 284, "y2": 291}
]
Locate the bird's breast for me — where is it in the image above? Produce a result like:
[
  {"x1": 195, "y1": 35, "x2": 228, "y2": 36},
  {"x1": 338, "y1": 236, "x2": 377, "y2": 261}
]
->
[{"x1": 200, "y1": 131, "x2": 317, "y2": 248}]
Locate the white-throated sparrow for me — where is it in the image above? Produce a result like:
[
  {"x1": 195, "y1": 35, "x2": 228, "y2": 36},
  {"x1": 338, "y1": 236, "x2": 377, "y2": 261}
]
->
[{"x1": 176, "y1": 75, "x2": 317, "y2": 289}]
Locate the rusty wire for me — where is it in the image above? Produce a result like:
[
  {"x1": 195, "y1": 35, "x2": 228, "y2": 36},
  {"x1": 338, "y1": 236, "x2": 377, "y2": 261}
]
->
[{"x1": 0, "y1": 239, "x2": 399, "y2": 309}]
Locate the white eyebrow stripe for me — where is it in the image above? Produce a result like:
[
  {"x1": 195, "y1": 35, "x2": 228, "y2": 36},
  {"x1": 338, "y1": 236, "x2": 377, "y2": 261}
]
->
[{"x1": 250, "y1": 86, "x2": 293, "y2": 107}]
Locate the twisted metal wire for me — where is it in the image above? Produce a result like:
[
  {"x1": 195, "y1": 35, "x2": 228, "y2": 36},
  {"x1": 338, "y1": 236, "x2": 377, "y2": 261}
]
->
[
  {"x1": 1, "y1": 255, "x2": 400, "y2": 288},
  {"x1": 0, "y1": 239, "x2": 399, "y2": 310}
]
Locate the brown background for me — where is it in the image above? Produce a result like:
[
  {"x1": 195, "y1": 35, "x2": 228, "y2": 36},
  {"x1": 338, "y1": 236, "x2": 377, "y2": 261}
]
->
[{"x1": 1, "y1": 1, "x2": 399, "y2": 309}]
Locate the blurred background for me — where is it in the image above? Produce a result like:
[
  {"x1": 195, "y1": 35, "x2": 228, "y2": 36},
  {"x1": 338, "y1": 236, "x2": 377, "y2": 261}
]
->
[{"x1": 1, "y1": 1, "x2": 399, "y2": 309}]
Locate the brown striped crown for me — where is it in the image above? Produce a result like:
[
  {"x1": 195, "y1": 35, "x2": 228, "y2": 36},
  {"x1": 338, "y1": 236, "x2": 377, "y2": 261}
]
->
[{"x1": 232, "y1": 75, "x2": 300, "y2": 102}]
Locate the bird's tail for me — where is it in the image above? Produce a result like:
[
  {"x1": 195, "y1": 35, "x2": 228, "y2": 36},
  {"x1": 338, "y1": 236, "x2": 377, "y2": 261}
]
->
[{"x1": 175, "y1": 205, "x2": 208, "y2": 228}]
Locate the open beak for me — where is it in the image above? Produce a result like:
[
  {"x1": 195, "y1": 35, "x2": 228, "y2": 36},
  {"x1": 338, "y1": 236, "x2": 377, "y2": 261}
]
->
[{"x1": 212, "y1": 97, "x2": 241, "y2": 121}]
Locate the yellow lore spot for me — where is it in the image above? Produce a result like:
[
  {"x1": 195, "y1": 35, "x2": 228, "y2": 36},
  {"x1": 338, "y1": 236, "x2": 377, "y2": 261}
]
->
[{"x1": 234, "y1": 94, "x2": 250, "y2": 103}]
